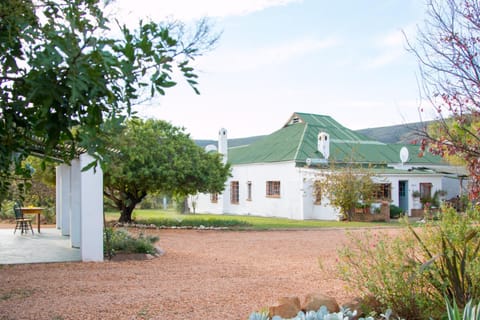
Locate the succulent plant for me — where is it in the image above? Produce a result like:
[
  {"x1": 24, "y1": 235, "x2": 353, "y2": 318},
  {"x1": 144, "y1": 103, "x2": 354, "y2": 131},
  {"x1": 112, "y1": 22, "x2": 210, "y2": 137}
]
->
[
  {"x1": 249, "y1": 306, "x2": 400, "y2": 320},
  {"x1": 249, "y1": 312, "x2": 269, "y2": 320}
]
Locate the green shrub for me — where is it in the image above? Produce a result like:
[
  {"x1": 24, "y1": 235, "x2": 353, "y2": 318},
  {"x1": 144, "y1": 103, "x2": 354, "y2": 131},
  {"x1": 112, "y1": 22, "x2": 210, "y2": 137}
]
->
[
  {"x1": 175, "y1": 196, "x2": 187, "y2": 213},
  {"x1": 139, "y1": 194, "x2": 168, "y2": 209},
  {"x1": 103, "y1": 228, "x2": 159, "y2": 258},
  {"x1": 104, "y1": 227, "x2": 115, "y2": 259},
  {"x1": 408, "y1": 206, "x2": 480, "y2": 309},
  {"x1": 0, "y1": 201, "x2": 15, "y2": 220},
  {"x1": 338, "y1": 206, "x2": 480, "y2": 319},
  {"x1": 338, "y1": 230, "x2": 435, "y2": 319},
  {"x1": 389, "y1": 205, "x2": 403, "y2": 219},
  {"x1": 41, "y1": 207, "x2": 56, "y2": 224},
  {"x1": 0, "y1": 201, "x2": 55, "y2": 223}
]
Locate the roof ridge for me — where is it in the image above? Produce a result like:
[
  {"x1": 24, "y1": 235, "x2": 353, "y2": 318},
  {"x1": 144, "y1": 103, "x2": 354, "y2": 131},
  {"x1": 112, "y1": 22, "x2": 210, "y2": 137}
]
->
[{"x1": 293, "y1": 123, "x2": 308, "y2": 161}]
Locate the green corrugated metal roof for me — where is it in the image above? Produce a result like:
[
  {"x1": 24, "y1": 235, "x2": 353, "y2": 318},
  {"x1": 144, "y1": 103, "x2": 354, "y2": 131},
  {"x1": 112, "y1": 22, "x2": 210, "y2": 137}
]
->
[
  {"x1": 228, "y1": 123, "x2": 305, "y2": 164},
  {"x1": 228, "y1": 112, "x2": 447, "y2": 166}
]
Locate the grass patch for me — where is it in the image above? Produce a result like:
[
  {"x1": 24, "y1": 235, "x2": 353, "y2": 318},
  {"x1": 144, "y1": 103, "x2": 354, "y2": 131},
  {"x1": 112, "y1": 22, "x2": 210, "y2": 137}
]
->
[
  {"x1": 106, "y1": 209, "x2": 395, "y2": 229},
  {"x1": 0, "y1": 288, "x2": 35, "y2": 301}
]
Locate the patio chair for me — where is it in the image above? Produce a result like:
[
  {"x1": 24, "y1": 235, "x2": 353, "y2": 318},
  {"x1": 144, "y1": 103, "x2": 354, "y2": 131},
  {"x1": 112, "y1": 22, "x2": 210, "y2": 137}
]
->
[{"x1": 13, "y1": 201, "x2": 34, "y2": 235}]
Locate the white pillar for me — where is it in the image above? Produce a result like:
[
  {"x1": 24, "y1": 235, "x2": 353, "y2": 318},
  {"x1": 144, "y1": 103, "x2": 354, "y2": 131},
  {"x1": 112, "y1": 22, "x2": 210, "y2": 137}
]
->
[
  {"x1": 70, "y1": 159, "x2": 81, "y2": 248},
  {"x1": 80, "y1": 154, "x2": 104, "y2": 262},
  {"x1": 59, "y1": 164, "x2": 71, "y2": 236},
  {"x1": 55, "y1": 166, "x2": 62, "y2": 229}
]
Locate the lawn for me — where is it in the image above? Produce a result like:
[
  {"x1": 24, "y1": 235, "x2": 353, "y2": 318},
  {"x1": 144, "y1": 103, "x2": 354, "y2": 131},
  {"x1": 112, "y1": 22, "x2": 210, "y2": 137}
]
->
[{"x1": 105, "y1": 208, "x2": 397, "y2": 230}]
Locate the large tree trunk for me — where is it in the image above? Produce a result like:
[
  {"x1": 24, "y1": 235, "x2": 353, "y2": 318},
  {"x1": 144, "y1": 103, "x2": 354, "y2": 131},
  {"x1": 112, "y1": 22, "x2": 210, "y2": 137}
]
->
[
  {"x1": 118, "y1": 203, "x2": 137, "y2": 223},
  {"x1": 104, "y1": 187, "x2": 146, "y2": 223}
]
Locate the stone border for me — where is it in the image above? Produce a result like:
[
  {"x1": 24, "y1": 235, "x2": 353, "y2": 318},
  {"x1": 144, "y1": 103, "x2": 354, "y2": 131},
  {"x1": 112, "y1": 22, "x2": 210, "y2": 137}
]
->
[{"x1": 113, "y1": 222, "x2": 229, "y2": 230}]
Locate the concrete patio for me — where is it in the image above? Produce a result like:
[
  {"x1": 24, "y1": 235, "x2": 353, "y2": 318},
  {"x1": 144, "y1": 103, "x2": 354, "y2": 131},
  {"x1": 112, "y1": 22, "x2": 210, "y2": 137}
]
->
[{"x1": 0, "y1": 227, "x2": 81, "y2": 264}]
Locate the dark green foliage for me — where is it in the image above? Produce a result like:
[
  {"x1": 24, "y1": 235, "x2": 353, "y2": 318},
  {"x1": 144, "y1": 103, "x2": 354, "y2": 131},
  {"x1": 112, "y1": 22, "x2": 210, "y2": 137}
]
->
[
  {"x1": 389, "y1": 205, "x2": 403, "y2": 219},
  {"x1": 0, "y1": 0, "x2": 217, "y2": 198}
]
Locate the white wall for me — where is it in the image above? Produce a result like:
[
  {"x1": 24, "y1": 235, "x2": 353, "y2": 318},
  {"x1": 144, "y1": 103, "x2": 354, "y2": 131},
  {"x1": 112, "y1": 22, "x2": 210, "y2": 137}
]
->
[
  {"x1": 442, "y1": 176, "x2": 466, "y2": 198},
  {"x1": 226, "y1": 162, "x2": 304, "y2": 219},
  {"x1": 300, "y1": 169, "x2": 339, "y2": 220},
  {"x1": 192, "y1": 162, "x2": 461, "y2": 220},
  {"x1": 193, "y1": 161, "x2": 305, "y2": 219},
  {"x1": 372, "y1": 173, "x2": 448, "y2": 215},
  {"x1": 192, "y1": 192, "x2": 225, "y2": 214},
  {"x1": 301, "y1": 171, "x2": 449, "y2": 219}
]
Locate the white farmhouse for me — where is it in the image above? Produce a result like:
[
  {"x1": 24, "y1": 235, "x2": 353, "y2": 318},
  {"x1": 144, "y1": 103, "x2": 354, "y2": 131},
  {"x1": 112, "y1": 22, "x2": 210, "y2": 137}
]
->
[{"x1": 191, "y1": 112, "x2": 467, "y2": 220}]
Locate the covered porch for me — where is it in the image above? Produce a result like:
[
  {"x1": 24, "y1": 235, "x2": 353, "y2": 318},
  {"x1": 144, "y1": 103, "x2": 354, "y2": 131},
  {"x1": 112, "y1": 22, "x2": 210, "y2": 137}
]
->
[
  {"x1": 0, "y1": 153, "x2": 104, "y2": 264},
  {"x1": 0, "y1": 227, "x2": 80, "y2": 264}
]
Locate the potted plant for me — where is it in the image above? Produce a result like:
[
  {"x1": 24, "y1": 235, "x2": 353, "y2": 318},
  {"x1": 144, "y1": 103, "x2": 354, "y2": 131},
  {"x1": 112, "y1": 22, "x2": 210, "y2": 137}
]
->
[{"x1": 412, "y1": 190, "x2": 422, "y2": 209}]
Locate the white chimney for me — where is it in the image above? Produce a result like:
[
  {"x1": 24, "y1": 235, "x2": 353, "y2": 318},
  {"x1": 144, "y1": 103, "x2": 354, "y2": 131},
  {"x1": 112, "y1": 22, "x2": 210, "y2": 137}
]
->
[
  {"x1": 318, "y1": 132, "x2": 330, "y2": 160},
  {"x1": 218, "y1": 128, "x2": 228, "y2": 164}
]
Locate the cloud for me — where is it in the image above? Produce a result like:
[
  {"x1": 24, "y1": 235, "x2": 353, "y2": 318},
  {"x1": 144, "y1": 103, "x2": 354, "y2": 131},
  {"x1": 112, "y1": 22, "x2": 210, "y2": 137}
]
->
[
  {"x1": 198, "y1": 36, "x2": 341, "y2": 72},
  {"x1": 364, "y1": 29, "x2": 409, "y2": 69},
  {"x1": 109, "y1": 0, "x2": 303, "y2": 22},
  {"x1": 365, "y1": 50, "x2": 404, "y2": 69}
]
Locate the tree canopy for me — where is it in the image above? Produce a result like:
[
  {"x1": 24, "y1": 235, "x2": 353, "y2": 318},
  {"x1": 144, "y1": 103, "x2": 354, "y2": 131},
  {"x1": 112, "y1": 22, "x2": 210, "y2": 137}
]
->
[
  {"x1": 0, "y1": 0, "x2": 217, "y2": 197},
  {"x1": 103, "y1": 119, "x2": 230, "y2": 222},
  {"x1": 408, "y1": 0, "x2": 480, "y2": 198}
]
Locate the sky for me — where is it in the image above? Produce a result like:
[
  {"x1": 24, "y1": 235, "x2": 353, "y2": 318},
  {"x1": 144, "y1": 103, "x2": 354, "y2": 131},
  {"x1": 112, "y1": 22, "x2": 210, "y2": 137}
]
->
[{"x1": 109, "y1": 0, "x2": 436, "y2": 140}]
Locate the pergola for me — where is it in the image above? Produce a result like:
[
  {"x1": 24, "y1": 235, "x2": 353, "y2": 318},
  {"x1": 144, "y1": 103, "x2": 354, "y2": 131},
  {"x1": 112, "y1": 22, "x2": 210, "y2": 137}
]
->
[
  {"x1": 55, "y1": 153, "x2": 103, "y2": 262},
  {"x1": 24, "y1": 135, "x2": 104, "y2": 261}
]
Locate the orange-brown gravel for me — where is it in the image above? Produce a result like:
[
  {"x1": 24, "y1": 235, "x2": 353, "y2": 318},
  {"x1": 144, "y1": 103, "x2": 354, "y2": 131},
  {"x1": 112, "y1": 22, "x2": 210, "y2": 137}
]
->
[{"x1": 0, "y1": 228, "x2": 402, "y2": 320}]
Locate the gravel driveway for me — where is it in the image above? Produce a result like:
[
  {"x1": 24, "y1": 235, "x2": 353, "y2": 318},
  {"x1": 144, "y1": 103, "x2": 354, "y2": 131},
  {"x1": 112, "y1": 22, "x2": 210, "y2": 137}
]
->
[{"x1": 0, "y1": 228, "x2": 401, "y2": 319}]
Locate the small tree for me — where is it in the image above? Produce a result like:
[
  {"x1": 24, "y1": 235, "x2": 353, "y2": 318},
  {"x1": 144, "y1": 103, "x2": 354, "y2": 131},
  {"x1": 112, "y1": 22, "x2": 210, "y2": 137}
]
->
[
  {"x1": 315, "y1": 164, "x2": 377, "y2": 221},
  {"x1": 103, "y1": 119, "x2": 230, "y2": 222}
]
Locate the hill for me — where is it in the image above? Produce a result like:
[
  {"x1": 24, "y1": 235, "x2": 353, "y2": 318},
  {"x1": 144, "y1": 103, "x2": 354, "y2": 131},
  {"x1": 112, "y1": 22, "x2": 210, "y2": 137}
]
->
[{"x1": 356, "y1": 121, "x2": 432, "y2": 144}]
